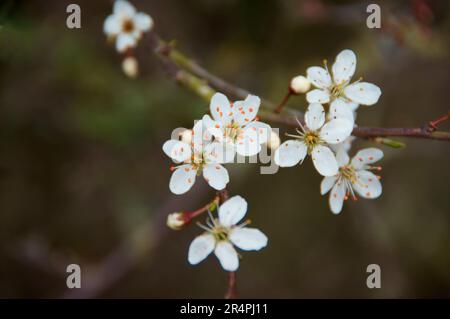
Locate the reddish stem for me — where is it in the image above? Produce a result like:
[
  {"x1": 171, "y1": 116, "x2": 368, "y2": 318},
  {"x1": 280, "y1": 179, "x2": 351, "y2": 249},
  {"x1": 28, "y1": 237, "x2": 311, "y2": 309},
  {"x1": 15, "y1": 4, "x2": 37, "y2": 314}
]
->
[
  {"x1": 225, "y1": 271, "x2": 237, "y2": 299},
  {"x1": 274, "y1": 90, "x2": 293, "y2": 114},
  {"x1": 427, "y1": 110, "x2": 450, "y2": 132},
  {"x1": 187, "y1": 196, "x2": 220, "y2": 220}
]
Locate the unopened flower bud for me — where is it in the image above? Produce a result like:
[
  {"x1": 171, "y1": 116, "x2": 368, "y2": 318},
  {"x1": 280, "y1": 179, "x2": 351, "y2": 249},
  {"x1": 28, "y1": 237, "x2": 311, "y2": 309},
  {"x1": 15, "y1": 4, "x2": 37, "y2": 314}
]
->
[
  {"x1": 180, "y1": 129, "x2": 193, "y2": 145},
  {"x1": 167, "y1": 212, "x2": 187, "y2": 230},
  {"x1": 267, "y1": 130, "x2": 281, "y2": 150},
  {"x1": 290, "y1": 75, "x2": 311, "y2": 94},
  {"x1": 122, "y1": 56, "x2": 139, "y2": 78}
]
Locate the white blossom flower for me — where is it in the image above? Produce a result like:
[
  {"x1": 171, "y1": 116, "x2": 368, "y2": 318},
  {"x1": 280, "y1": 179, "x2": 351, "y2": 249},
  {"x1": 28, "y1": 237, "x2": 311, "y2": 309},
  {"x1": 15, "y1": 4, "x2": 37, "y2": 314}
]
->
[
  {"x1": 203, "y1": 93, "x2": 272, "y2": 159},
  {"x1": 163, "y1": 120, "x2": 233, "y2": 195},
  {"x1": 306, "y1": 49, "x2": 381, "y2": 122},
  {"x1": 103, "y1": 0, "x2": 153, "y2": 53},
  {"x1": 274, "y1": 103, "x2": 353, "y2": 176},
  {"x1": 188, "y1": 195, "x2": 268, "y2": 272},
  {"x1": 321, "y1": 148, "x2": 383, "y2": 214}
]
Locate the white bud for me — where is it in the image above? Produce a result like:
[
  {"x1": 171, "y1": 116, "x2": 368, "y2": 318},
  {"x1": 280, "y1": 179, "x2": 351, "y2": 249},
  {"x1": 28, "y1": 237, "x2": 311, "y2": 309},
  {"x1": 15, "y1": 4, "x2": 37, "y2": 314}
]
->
[
  {"x1": 267, "y1": 130, "x2": 281, "y2": 150},
  {"x1": 122, "y1": 56, "x2": 139, "y2": 78},
  {"x1": 290, "y1": 75, "x2": 311, "y2": 94},
  {"x1": 167, "y1": 212, "x2": 186, "y2": 230},
  {"x1": 180, "y1": 129, "x2": 193, "y2": 145}
]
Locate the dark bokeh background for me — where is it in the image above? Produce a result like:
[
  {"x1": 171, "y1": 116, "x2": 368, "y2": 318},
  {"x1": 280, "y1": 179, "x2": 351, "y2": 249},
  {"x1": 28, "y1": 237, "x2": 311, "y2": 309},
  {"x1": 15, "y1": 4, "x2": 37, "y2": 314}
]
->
[{"x1": 0, "y1": 0, "x2": 449, "y2": 298}]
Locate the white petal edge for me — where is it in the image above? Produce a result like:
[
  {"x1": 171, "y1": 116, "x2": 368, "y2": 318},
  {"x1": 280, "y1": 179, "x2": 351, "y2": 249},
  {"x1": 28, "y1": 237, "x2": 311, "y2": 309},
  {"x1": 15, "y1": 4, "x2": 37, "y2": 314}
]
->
[
  {"x1": 332, "y1": 49, "x2": 356, "y2": 85},
  {"x1": 229, "y1": 227, "x2": 268, "y2": 251},
  {"x1": 306, "y1": 66, "x2": 332, "y2": 89},
  {"x1": 203, "y1": 164, "x2": 229, "y2": 191},
  {"x1": 320, "y1": 118, "x2": 353, "y2": 145},
  {"x1": 169, "y1": 165, "x2": 197, "y2": 195},
  {"x1": 329, "y1": 181, "x2": 346, "y2": 214},
  {"x1": 311, "y1": 145, "x2": 339, "y2": 176},
  {"x1": 344, "y1": 82, "x2": 381, "y2": 105},
  {"x1": 274, "y1": 140, "x2": 307, "y2": 167},
  {"x1": 188, "y1": 233, "x2": 215, "y2": 265},
  {"x1": 321, "y1": 175, "x2": 338, "y2": 195},
  {"x1": 306, "y1": 89, "x2": 331, "y2": 104},
  {"x1": 305, "y1": 103, "x2": 326, "y2": 131},
  {"x1": 218, "y1": 195, "x2": 248, "y2": 227},
  {"x1": 214, "y1": 241, "x2": 239, "y2": 272}
]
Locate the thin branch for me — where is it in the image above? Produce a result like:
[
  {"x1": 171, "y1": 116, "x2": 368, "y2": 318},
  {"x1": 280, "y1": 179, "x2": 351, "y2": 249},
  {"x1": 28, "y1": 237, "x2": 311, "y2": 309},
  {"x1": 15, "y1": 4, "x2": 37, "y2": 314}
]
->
[
  {"x1": 260, "y1": 110, "x2": 450, "y2": 142},
  {"x1": 147, "y1": 31, "x2": 450, "y2": 142},
  {"x1": 427, "y1": 110, "x2": 450, "y2": 132},
  {"x1": 225, "y1": 272, "x2": 237, "y2": 299},
  {"x1": 274, "y1": 90, "x2": 293, "y2": 114}
]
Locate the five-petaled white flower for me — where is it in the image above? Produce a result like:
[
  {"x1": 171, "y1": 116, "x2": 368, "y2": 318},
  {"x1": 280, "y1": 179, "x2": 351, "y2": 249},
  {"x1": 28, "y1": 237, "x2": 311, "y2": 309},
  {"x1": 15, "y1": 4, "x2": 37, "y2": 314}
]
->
[
  {"x1": 204, "y1": 93, "x2": 271, "y2": 159},
  {"x1": 163, "y1": 120, "x2": 233, "y2": 195},
  {"x1": 103, "y1": 0, "x2": 153, "y2": 53},
  {"x1": 306, "y1": 49, "x2": 381, "y2": 124},
  {"x1": 321, "y1": 148, "x2": 383, "y2": 214},
  {"x1": 274, "y1": 103, "x2": 353, "y2": 176},
  {"x1": 188, "y1": 195, "x2": 268, "y2": 272}
]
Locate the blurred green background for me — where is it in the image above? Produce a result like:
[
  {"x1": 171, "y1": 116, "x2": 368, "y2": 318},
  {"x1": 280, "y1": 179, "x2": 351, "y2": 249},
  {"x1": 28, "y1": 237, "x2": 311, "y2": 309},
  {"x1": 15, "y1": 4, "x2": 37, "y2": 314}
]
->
[{"x1": 0, "y1": 0, "x2": 449, "y2": 298}]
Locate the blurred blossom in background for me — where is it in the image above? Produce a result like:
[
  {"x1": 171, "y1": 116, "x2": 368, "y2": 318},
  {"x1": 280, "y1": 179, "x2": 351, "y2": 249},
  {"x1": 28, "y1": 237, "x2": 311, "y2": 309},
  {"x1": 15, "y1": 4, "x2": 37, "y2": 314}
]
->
[{"x1": 0, "y1": 0, "x2": 449, "y2": 298}]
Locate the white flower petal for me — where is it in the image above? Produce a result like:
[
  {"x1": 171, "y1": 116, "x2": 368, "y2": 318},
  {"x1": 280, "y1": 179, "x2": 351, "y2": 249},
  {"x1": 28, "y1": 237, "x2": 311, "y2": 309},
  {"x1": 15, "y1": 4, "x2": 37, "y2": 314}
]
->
[
  {"x1": 330, "y1": 136, "x2": 355, "y2": 153},
  {"x1": 352, "y1": 170, "x2": 382, "y2": 199},
  {"x1": 103, "y1": 15, "x2": 121, "y2": 36},
  {"x1": 351, "y1": 148, "x2": 384, "y2": 170},
  {"x1": 214, "y1": 241, "x2": 239, "y2": 272},
  {"x1": 319, "y1": 118, "x2": 353, "y2": 144},
  {"x1": 336, "y1": 148, "x2": 350, "y2": 167},
  {"x1": 329, "y1": 99, "x2": 355, "y2": 124},
  {"x1": 218, "y1": 195, "x2": 247, "y2": 227},
  {"x1": 274, "y1": 140, "x2": 307, "y2": 167},
  {"x1": 306, "y1": 89, "x2": 330, "y2": 104},
  {"x1": 162, "y1": 140, "x2": 191, "y2": 162},
  {"x1": 188, "y1": 233, "x2": 215, "y2": 265},
  {"x1": 192, "y1": 119, "x2": 212, "y2": 154},
  {"x1": 236, "y1": 128, "x2": 261, "y2": 157},
  {"x1": 307, "y1": 66, "x2": 332, "y2": 89},
  {"x1": 169, "y1": 165, "x2": 197, "y2": 195},
  {"x1": 114, "y1": 0, "x2": 136, "y2": 17},
  {"x1": 242, "y1": 121, "x2": 271, "y2": 145},
  {"x1": 321, "y1": 175, "x2": 338, "y2": 195},
  {"x1": 229, "y1": 227, "x2": 268, "y2": 251},
  {"x1": 305, "y1": 103, "x2": 326, "y2": 131},
  {"x1": 210, "y1": 92, "x2": 232, "y2": 125},
  {"x1": 203, "y1": 163, "x2": 229, "y2": 191},
  {"x1": 133, "y1": 12, "x2": 153, "y2": 32},
  {"x1": 332, "y1": 49, "x2": 356, "y2": 85},
  {"x1": 115, "y1": 33, "x2": 136, "y2": 53},
  {"x1": 344, "y1": 82, "x2": 381, "y2": 105},
  {"x1": 233, "y1": 95, "x2": 261, "y2": 126},
  {"x1": 311, "y1": 145, "x2": 339, "y2": 176},
  {"x1": 329, "y1": 181, "x2": 346, "y2": 214},
  {"x1": 203, "y1": 141, "x2": 233, "y2": 164}
]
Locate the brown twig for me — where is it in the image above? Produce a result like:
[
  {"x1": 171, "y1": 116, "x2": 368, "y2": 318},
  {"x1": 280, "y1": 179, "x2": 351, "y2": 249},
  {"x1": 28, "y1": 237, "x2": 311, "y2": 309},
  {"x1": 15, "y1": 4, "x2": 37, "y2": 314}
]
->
[
  {"x1": 273, "y1": 90, "x2": 293, "y2": 114},
  {"x1": 260, "y1": 111, "x2": 450, "y2": 142},
  {"x1": 427, "y1": 110, "x2": 450, "y2": 132},
  {"x1": 225, "y1": 271, "x2": 237, "y2": 299}
]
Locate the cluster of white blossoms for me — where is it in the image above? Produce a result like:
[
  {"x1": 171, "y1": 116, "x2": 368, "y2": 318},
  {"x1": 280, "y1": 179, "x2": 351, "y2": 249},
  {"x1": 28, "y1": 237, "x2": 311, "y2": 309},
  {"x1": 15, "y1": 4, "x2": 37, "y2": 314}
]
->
[
  {"x1": 163, "y1": 93, "x2": 272, "y2": 271},
  {"x1": 188, "y1": 196, "x2": 268, "y2": 271},
  {"x1": 163, "y1": 93, "x2": 272, "y2": 195},
  {"x1": 275, "y1": 49, "x2": 384, "y2": 214}
]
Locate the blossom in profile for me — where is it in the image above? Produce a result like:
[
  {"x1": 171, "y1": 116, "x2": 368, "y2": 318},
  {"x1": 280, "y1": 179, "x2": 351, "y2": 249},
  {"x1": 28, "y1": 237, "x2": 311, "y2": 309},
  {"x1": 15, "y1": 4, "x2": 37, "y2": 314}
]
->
[
  {"x1": 321, "y1": 148, "x2": 383, "y2": 214},
  {"x1": 188, "y1": 196, "x2": 268, "y2": 272},
  {"x1": 274, "y1": 103, "x2": 353, "y2": 176},
  {"x1": 103, "y1": 0, "x2": 153, "y2": 53}
]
